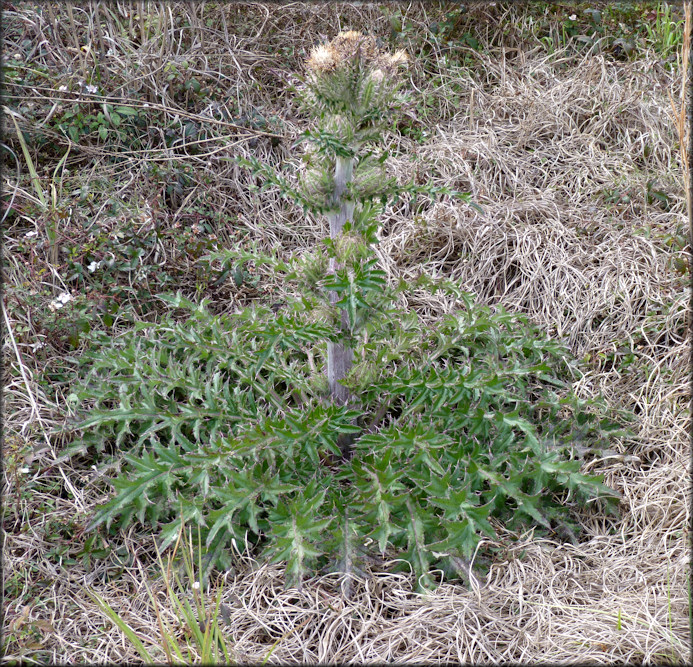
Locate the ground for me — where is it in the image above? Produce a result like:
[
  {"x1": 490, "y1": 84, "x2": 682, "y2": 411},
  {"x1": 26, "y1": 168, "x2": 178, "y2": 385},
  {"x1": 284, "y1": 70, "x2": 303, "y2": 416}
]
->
[{"x1": 2, "y1": 1, "x2": 690, "y2": 663}]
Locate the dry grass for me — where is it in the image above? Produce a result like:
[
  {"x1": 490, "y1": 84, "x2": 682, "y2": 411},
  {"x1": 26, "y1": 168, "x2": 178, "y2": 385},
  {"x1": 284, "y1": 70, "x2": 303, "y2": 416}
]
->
[{"x1": 2, "y1": 2, "x2": 690, "y2": 664}]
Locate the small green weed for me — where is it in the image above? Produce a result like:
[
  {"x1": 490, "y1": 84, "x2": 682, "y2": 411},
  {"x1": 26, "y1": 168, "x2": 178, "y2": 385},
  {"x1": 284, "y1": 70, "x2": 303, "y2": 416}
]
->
[
  {"x1": 88, "y1": 524, "x2": 236, "y2": 664},
  {"x1": 55, "y1": 101, "x2": 143, "y2": 145},
  {"x1": 642, "y1": 2, "x2": 684, "y2": 59}
]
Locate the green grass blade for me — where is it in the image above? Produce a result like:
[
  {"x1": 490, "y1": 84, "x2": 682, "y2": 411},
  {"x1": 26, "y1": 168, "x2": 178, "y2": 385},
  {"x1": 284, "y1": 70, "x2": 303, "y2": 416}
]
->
[
  {"x1": 88, "y1": 590, "x2": 154, "y2": 663},
  {"x1": 9, "y1": 114, "x2": 46, "y2": 208}
]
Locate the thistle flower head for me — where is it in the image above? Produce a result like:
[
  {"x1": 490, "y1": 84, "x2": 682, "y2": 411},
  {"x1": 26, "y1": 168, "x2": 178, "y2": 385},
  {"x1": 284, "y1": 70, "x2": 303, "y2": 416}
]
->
[
  {"x1": 330, "y1": 31, "x2": 379, "y2": 64},
  {"x1": 383, "y1": 49, "x2": 409, "y2": 69},
  {"x1": 306, "y1": 44, "x2": 340, "y2": 74},
  {"x1": 370, "y1": 69, "x2": 385, "y2": 84},
  {"x1": 306, "y1": 30, "x2": 407, "y2": 78},
  {"x1": 338, "y1": 30, "x2": 364, "y2": 41}
]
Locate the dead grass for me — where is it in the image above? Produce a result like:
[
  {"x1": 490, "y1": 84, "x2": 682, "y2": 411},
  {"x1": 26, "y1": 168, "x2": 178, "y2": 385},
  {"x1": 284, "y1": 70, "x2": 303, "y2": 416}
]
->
[{"x1": 2, "y1": 2, "x2": 690, "y2": 664}]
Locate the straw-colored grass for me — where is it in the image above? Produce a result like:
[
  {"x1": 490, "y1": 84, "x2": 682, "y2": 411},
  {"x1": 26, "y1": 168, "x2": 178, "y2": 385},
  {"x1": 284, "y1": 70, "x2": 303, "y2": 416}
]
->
[{"x1": 2, "y1": 2, "x2": 689, "y2": 663}]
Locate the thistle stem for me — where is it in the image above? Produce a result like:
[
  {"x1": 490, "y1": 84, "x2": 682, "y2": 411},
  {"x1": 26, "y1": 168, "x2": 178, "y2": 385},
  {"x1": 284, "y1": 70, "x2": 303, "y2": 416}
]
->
[{"x1": 326, "y1": 156, "x2": 355, "y2": 407}]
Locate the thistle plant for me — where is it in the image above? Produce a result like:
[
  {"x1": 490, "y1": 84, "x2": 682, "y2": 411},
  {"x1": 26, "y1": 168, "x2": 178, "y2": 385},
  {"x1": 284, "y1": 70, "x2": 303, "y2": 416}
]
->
[
  {"x1": 245, "y1": 33, "x2": 410, "y2": 417},
  {"x1": 240, "y1": 32, "x2": 469, "y2": 456},
  {"x1": 303, "y1": 32, "x2": 408, "y2": 454},
  {"x1": 69, "y1": 32, "x2": 626, "y2": 592}
]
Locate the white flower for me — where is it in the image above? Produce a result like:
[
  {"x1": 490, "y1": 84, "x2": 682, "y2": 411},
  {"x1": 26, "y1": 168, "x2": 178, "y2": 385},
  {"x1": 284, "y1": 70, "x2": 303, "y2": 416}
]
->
[
  {"x1": 87, "y1": 260, "x2": 100, "y2": 273},
  {"x1": 85, "y1": 84, "x2": 98, "y2": 94},
  {"x1": 306, "y1": 44, "x2": 339, "y2": 73},
  {"x1": 48, "y1": 292, "x2": 73, "y2": 311},
  {"x1": 569, "y1": 14, "x2": 577, "y2": 20},
  {"x1": 25, "y1": 230, "x2": 38, "y2": 238},
  {"x1": 192, "y1": 581, "x2": 200, "y2": 590},
  {"x1": 58, "y1": 85, "x2": 68, "y2": 92}
]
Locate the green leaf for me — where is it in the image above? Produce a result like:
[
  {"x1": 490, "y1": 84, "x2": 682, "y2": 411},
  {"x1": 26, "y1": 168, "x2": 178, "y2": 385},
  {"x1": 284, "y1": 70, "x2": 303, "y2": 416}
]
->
[
  {"x1": 88, "y1": 465, "x2": 171, "y2": 532},
  {"x1": 158, "y1": 516, "x2": 185, "y2": 553},
  {"x1": 115, "y1": 105, "x2": 138, "y2": 116},
  {"x1": 404, "y1": 497, "x2": 436, "y2": 590},
  {"x1": 436, "y1": 518, "x2": 482, "y2": 560},
  {"x1": 267, "y1": 483, "x2": 332, "y2": 589},
  {"x1": 515, "y1": 493, "x2": 551, "y2": 529}
]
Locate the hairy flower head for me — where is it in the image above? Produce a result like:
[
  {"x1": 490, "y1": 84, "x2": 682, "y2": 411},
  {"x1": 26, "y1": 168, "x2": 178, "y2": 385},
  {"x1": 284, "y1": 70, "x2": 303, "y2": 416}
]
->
[
  {"x1": 306, "y1": 44, "x2": 340, "y2": 74},
  {"x1": 370, "y1": 69, "x2": 385, "y2": 83},
  {"x1": 306, "y1": 30, "x2": 407, "y2": 77},
  {"x1": 386, "y1": 49, "x2": 409, "y2": 68},
  {"x1": 338, "y1": 30, "x2": 363, "y2": 41}
]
